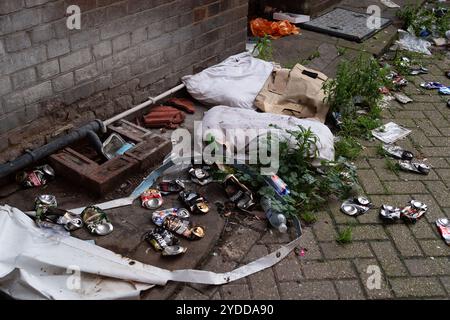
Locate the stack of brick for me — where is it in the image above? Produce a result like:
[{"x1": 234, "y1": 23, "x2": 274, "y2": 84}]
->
[
  {"x1": 0, "y1": 0, "x2": 248, "y2": 163},
  {"x1": 143, "y1": 98, "x2": 195, "y2": 129}
]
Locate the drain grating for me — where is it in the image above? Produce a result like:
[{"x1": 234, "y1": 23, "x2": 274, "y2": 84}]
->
[{"x1": 301, "y1": 8, "x2": 391, "y2": 42}]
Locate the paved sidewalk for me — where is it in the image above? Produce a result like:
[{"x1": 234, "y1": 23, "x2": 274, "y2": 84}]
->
[{"x1": 173, "y1": 0, "x2": 450, "y2": 300}]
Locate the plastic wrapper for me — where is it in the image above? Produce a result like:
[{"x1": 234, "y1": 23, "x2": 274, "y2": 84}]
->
[{"x1": 250, "y1": 18, "x2": 300, "y2": 39}]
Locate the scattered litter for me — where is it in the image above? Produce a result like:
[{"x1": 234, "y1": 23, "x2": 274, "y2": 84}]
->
[
  {"x1": 340, "y1": 197, "x2": 372, "y2": 216},
  {"x1": 382, "y1": 144, "x2": 414, "y2": 161},
  {"x1": 179, "y1": 191, "x2": 210, "y2": 214},
  {"x1": 261, "y1": 196, "x2": 287, "y2": 233},
  {"x1": 381, "y1": 0, "x2": 400, "y2": 8},
  {"x1": 157, "y1": 180, "x2": 185, "y2": 195},
  {"x1": 380, "y1": 200, "x2": 428, "y2": 223},
  {"x1": 141, "y1": 188, "x2": 163, "y2": 210},
  {"x1": 16, "y1": 164, "x2": 55, "y2": 188},
  {"x1": 223, "y1": 174, "x2": 255, "y2": 212},
  {"x1": 273, "y1": 12, "x2": 310, "y2": 24},
  {"x1": 433, "y1": 38, "x2": 447, "y2": 46},
  {"x1": 372, "y1": 122, "x2": 412, "y2": 144},
  {"x1": 421, "y1": 82, "x2": 446, "y2": 89},
  {"x1": 379, "y1": 95, "x2": 395, "y2": 109},
  {"x1": 436, "y1": 218, "x2": 450, "y2": 246},
  {"x1": 439, "y1": 87, "x2": 450, "y2": 95},
  {"x1": 81, "y1": 206, "x2": 114, "y2": 236},
  {"x1": 189, "y1": 166, "x2": 213, "y2": 185},
  {"x1": 152, "y1": 208, "x2": 190, "y2": 227},
  {"x1": 163, "y1": 215, "x2": 205, "y2": 240},
  {"x1": 250, "y1": 18, "x2": 300, "y2": 39},
  {"x1": 394, "y1": 92, "x2": 413, "y2": 104},
  {"x1": 390, "y1": 73, "x2": 408, "y2": 87},
  {"x1": 102, "y1": 133, "x2": 134, "y2": 160},
  {"x1": 395, "y1": 30, "x2": 432, "y2": 55},
  {"x1": 143, "y1": 228, "x2": 187, "y2": 256},
  {"x1": 398, "y1": 160, "x2": 431, "y2": 175},
  {"x1": 410, "y1": 66, "x2": 428, "y2": 75}
]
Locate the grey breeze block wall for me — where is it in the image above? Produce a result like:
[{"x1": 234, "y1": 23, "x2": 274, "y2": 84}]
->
[{"x1": 0, "y1": 0, "x2": 248, "y2": 163}]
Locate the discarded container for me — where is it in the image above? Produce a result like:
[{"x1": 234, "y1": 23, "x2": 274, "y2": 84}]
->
[
  {"x1": 141, "y1": 189, "x2": 163, "y2": 209},
  {"x1": 16, "y1": 164, "x2": 55, "y2": 188},
  {"x1": 382, "y1": 144, "x2": 414, "y2": 161},
  {"x1": 340, "y1": 197, "x2": 372, "y2": 216},
  {"x1": 261, "y1": 197, "x2": 287, "y2": 233},
  {"x1": 394, "y1": 92, "x2": 413, "y2": 104},
  {"x1": 144, "y1": 227, "x2": 187, "y2": 256},
  {"x1": 34, "y1": 194, "x2": 57, "y2": 220},
  {"x1": 157, "y1": 180, "x2": 185, "y2": 195},
  {"x1": 420, "y1": 82, "x2": 445, "y2": 90},
  {"x1": 45, "y1": 207, "x2": 84, "y2": 231},
  {"x1": 410, "y1": 66, "x2": 428, "y2": 75},
  {"x1": 398, "y1": 160, "x2": 431, "y2": 175},
  {"x1": 380, "y1": 200, "x2": 427, "y2": 223},
  {"x1": 152, "y1": 208, "x2": 190, "y2": 227},
  {"x1": 189, "y1": 167, "x2": 213, "y2": 185},
  {"x1": 223, "y1": 174, "x2": 255, "y2": 212},
  {"x1": 163, "y1": 215, "x2": 205, "y2": 240},
  {"x1": 102, "y1": 133, "x2": 134, "y2": 160},
  {"x1": 81, "y1": 206, "x2": 113, "y2": 236},
  {"x1": 266, "y1": 175, "x2": 290, "y2": 197},
  {"x1": 439, "y1": 87, "x2": 450, "y2": 95},
  {"x1": 436, "y1": 218, "x2": 450, "y2": 246},
  {"x1": 179, "y1": 191, "x2": 209, "y2": 214},
  {"x1": 372, "y1": 122, "x2": 412, "y2": 144}
]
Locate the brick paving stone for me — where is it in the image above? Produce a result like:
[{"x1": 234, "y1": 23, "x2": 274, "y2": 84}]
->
[
  {"x1": 420, "y1": 240, "x2": 450, "y2": 257},
  {"x1": 258, "y1": 229, "x2": 291, "y2": 244},
  {"x1": 353, "y1": 158, "x2": 371, "y2": 169},
  {"x1": 329, "y1": 200, "x2": 356, "y2": 224},
  {"x1": 397, "y1": 169, "x2": 440, "y2": 181},
  {"x1": 367, "y1": 159, "x2": 399, "y2": 181},
  {"x1": 338, "y1": 225, "x2": 388, "y2": 241},
  {"x1": 320, "y1": 242, "x2": 373, "y2": 259},
  {"x1": 370, "y1": 241, "x2": 408, "y2": 277},
  {"x1": 358, "y1": 169, "x2": 386, "y2": 195},
  {"x1": 296, "y1": 227, "x2": 323, "y2": 260},
  {"x1": 416, "y1": 119, "x2": 441, "y2": 137},
  {"x1": 409, "y1": 130, "x2": 434, "y2": 147},
  {"x1": 409, "y1": 221, "x2": 439, "y2": 240},
  {"x1": 273, "y1": 252, "x2": 303, "y2": 282},
  {"x1": 242, "y1": 245, "x2": 269, "y2": 264},
  {"x1": 312, "y1": 211, "x2": 338, "y2": 241},
  {"x1": 219, "y1": 226, "x2": 261, "y2": 262},
  {"x1": 404, "y1": 258, "x2": 450, "y2": 276},
  {"x1": 440, "y1": 277, "x2": 450, "y2": 295},
  {"x1": 278, "y1": 281, "x2": 338, "y2": 300},
  {"x1": 426, "y1": 157, "x2": 450, "y2": 168},
  {"x1": 221, "y1": 284, "x2": 252, "y2": 300},
  {"x1": 390, "y1": 277, "x2": 446, "y2": 298},
  {"x1": 248, "y1": 268, "x2": 280, "y2": 300},
  {"x1": 432, "y1": 137, "x2": 450, "y2": 147},
  {"x1": 175, "y1": 286, "x2": 209, "y2": 300},
  {"x1": 353, "y1": 258, "x2": 393, "y2": 299},
  {"x1": 386, "y1": 224, "x2": 423, "y2": 257},
  {"x1": 384, "y1": 181, "x2": 427, "y2": 194},
  {"x1": 335, "y1": 280, "x2": 366, "y2": 300},
  {"x1": 421, "y1": 147, "x2": 450, "y2": 157},
  {"x1": 394, "y1": 110, "x2": 427, "y2": 119},
  {"x1": 301, "y1": 260, "x2": 357, "y2": 280}
]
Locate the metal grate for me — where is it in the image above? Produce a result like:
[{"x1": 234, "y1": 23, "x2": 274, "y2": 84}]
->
[{"x1": 301, "y1": 8, "x2": 391, "y2": 42}]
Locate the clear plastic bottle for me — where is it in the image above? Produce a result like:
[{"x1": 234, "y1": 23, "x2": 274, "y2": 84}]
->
[{"x1": 261, "y1": 196, "x2": 288, "y2": 233}]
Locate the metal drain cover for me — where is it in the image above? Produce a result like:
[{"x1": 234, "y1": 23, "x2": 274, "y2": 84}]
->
[{"x1": 301, "y1": 8, "x2": 391, "y2": 42}]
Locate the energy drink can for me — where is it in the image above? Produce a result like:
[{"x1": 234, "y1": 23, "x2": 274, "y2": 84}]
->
[
  {"x1": 17, "y1": 164, "x2": 55, "y2": 188},
  {"x1": 141, "y1": 189, "x2": 163, "y2": 209},
  {"x1": 152, "y1": 208, "x2": 190, "y2": 226},
  {"x1": 163, "y1": 215, "x2": 205, "y2": 240},
  {"x1": 144, "y1": 227, "x2": 186, "y2": 256}
]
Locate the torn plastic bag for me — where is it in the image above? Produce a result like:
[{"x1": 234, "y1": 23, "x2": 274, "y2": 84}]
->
[
  {"x1": 395, "y1": 30, "x2": 432, "y2": 55},
  {"x1": 196, "y1": 106, "x2": 335, "y2": 167},
  {"x1": 0, "y1": 205, "x2": 302, "y2": 300},
  {"x1": 182, "y1": 52, "x2": 273, "y2": 110}
]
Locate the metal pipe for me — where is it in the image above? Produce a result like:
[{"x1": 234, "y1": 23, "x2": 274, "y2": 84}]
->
[
  {"x1": 0, "y1": 83, "x2": 186, "y2": 179},
  {"x1": 104, "y1": 83, "x2": 186, "y2": 126}
]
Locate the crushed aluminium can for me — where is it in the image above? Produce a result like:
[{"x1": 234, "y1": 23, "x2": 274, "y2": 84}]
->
[
  {"x1": 223, "y1": 174, "x2": 255, "y2": 212},
  {"x1": 436, "y1": 218, "x2": 450, "y2": 246},
  {"x1": 144, "y1": 228, "x2": 187, "y2": 256},
  {"x1": 16, "y1": 164, "x2": 55, "y2": 188},
  {"x1": 380, "y1": 200, "x2": 427, "y2": 223},
  {"x1": 141, "y1": 188, "x2": 163, "y2": 209},
  {"x1": 179, "y1": 191, "x2": 209, "y2": 214},
  {"x1": 398, "y1": 160, "x2": 431, "y2": 175},
  {"x1": 81, "y1": 206, "x2": 114, "y2": 236},
  {"x1": 152, "y1": 208, "x2": 190, "y2": 226},
  {"x1": 163, "y1": 215, "x2": 205, "y2": 240},
  {"x1": 340, "y1": 196, "x2": 372, "y2": 216},
  {"x1": 382, "y1": 144, "x2": 414, "y2": 161},
  {"x1": 34, "y1": 194, "x2": 57, "y2": 220},
  {"x1": 157, "y1": 180, "x2": 185, "y2": 195},
  {"x1": 189, "y1": 167, "x2": 213, "y2": 185}
]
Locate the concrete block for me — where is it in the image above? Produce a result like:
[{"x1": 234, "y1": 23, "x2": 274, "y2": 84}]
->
[
  {"x1": 11, "y1": 67, "x2": 37, "y2": 90},
  {"x1": 59, "y1": 48, "x2": 92, "y2": 72}
]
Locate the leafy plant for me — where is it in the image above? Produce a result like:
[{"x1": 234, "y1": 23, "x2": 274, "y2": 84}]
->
[
  {"x1": 397, "y1": 4, "x2": 450, "y2": 37},
  {"x1": 301, "y1": 211, "x2": 317, "y2": 224},
  {"x1": 376, "y1": 143, "x2": 387, "y2": 157},
  {"x1": 323, "y1": 53, "x2": 390, "y2": 117},
  {"x1": 335, "y1": 136, "x2": 363, "y2": 160},
  {"x1": 336, "y1": 226, "x2": 353, "y2": 244},
  {"x1": 253, "y1": 35, "x2": 273, "y2": 61}
]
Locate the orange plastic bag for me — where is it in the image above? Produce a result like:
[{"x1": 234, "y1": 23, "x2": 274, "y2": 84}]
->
[{"x1": 250, "y1": 18, "x2": 300, "y2": 39}]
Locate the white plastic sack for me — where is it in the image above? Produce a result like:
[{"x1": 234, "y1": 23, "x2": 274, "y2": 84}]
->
[
  {"x1": 0, "y1": 205, "x2": 302, "y2": 300},
  {"x1": 182, "y1": 52, "x2": 273, "y2": 109},
  {"x1": 196, "y1": 106, "x2": 335, "y2": 166},
  {"x1": 395, "y1": 29, "x2": 432, "y2": 55}
]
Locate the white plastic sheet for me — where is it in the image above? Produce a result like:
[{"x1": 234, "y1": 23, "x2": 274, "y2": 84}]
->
[
  {"x1": 0, "y1": 205, "x2": 302, "y2": 300},
  {"x1": 395, "y1": 29, "x2": 432, "y2": 55},
  {"x1": 197, "y1": 106, "x2": 335, "y2": 166},
  {"x1": 182, "y1": 52, "x2": 273, "y2": 109}
]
